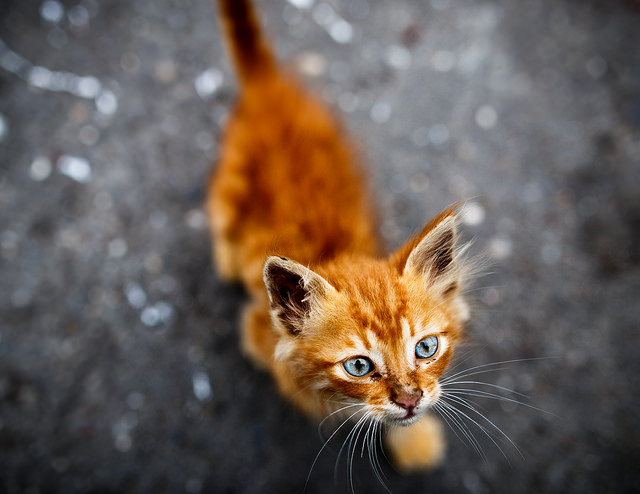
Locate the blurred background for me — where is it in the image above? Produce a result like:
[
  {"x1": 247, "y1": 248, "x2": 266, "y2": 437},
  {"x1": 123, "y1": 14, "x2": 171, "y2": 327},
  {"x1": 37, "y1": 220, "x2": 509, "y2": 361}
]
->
[{"x1": 1, "y1": 0, "x2": 639, "y2": 492}]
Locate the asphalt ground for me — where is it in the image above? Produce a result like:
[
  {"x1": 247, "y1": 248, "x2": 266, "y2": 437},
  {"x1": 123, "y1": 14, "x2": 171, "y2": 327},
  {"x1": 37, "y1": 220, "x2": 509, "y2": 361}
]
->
[{"x1": 1, "y1": 0, "x2": 639, "y2": 493}]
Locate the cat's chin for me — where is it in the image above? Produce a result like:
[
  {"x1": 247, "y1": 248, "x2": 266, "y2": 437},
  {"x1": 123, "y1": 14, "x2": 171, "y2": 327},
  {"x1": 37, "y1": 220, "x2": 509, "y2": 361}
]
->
[{"x1": 386, "y1": 411, "x2": 423, "y2": 427}]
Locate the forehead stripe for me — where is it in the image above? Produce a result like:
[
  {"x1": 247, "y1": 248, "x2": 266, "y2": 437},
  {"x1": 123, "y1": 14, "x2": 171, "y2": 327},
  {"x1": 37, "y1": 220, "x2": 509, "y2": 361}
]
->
[{"x1": 400, "y1": 317, "x2": 414, "y2": 340}]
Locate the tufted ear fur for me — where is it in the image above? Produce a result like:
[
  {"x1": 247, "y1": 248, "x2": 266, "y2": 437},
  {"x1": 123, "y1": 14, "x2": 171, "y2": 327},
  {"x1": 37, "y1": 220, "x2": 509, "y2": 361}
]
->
[
  {"x1": 405, "y1": 215, "x2": 457, "y2": 279},
  {"x1": 393, "y1": 208, "x2": 467, "y2": 298},
  {"x1": 263, "y1": 256, "x2": 336, "y2": 336}
]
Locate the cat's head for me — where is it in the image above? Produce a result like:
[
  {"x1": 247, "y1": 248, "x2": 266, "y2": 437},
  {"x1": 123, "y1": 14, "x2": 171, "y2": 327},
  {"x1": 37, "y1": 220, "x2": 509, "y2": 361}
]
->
[{"x1": 263, "y1": 208, "x2": 472, "y2": 425}]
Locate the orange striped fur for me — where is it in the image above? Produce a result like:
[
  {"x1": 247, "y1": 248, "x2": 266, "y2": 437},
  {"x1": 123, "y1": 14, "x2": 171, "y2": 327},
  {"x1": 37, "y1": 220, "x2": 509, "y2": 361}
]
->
[{"x1": 207, "y1": 0, "x2": 474, "y2": 472}]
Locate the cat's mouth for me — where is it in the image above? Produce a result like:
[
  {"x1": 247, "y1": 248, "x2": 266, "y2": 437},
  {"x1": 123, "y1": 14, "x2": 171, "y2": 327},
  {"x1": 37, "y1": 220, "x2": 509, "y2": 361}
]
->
[{"x1": 400, "y1": 411, "x2": 417, "y2": 423}]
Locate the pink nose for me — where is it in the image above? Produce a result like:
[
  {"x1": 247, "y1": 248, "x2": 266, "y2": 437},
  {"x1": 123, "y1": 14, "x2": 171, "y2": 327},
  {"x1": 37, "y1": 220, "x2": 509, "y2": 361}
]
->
[{"x1": 392, "y1": 389, "x2": 423, "y2": 410}]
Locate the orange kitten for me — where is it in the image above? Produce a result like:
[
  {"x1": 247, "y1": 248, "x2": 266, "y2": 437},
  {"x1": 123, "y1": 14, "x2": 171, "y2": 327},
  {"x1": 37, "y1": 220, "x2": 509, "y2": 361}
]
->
[{"x1": 207, "y1": 0, "x2": 474, "y2": 472}]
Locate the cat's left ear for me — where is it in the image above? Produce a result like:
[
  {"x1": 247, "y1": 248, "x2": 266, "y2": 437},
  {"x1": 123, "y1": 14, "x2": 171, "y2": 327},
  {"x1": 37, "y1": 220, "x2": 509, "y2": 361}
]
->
[
  {"x1": 393, "y1": 207, "x2": 465, "y2": 296},
  {"x1": 263, "y1": 256, "x2": 336, "y2": 336}
]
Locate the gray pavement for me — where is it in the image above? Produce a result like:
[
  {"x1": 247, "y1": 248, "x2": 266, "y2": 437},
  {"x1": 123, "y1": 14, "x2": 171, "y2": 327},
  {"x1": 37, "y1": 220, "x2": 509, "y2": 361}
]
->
[{"x1": 1, "y1": 0, "x2": 639, "y2": 493}]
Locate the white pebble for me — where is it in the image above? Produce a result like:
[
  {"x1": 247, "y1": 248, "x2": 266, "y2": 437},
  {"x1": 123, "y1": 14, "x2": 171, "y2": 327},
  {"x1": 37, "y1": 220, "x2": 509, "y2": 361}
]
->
[
  {"x1": 75, "y1": 76, "x2": 101, "y2": 99},
  {"x1": 57, "y1": 155, "x2": 92, "y2": 183},
  {"x1": 114, "y1": 433, "x2": 132, "y2": 452},
  {"x1": 192, "y1": 371, "x2": 212, "y2": 402},
  {"x1": 40, "y1": 0, "x2": 64, "y2": 23},
  {"x1": 370, "y1": 101, "x2": 391, "y2": 123},
  {"x1": 489, "y1": 236, "x2": 512, "y2": 260},
  {"x1": 195, "y1": 68, "x2": 223, "y2": 99},
  {"x1": 0, "y1": 113, "x2": 7, "y2": 141},
  {"x1": 475, "y1": 105, "x2": 498, "y2": 129},
  {"x1": 287, "y1": 0, "x2": 314, "y2": 8},
  {"x1": 125, "y1": 282, "x2": 147, "y2": 309},
  {"x1": 140, "y1": 306, "x2": 160, "y2": 327},
  {"x1": 30, "y1": 155, "x2": 52, "y2": 181},
  {"x1": 385, "y1": 45, "x2": 412, "y2": 70},
  {"x1": 461, "y1": 202, "x2": 486, "y2": 226},
  {"x1": 185, "y1": 209, "x2": 208, "y2": 230},
  {"x1": 154, "y1": 301, "x2": 174, "y2": 323},
  {"x1": 49, "y1": 71, "x2": 72, "y2": 92},
  {"x1": 28, "y1": 66, "x2": 53, "y2": 90},
  {"x1": 328, "y1": 19, "x2": 353, "y2": 44},
  {"x1": 96, "y1": 90, "x2": 118, "y2": 115},
  {"x1": 108, "y1": 238, "x2": 128, "y2": 258}
]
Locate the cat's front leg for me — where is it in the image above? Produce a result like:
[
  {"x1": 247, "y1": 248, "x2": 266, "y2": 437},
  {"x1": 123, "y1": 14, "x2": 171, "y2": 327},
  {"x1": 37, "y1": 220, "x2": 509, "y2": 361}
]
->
[{"x1": 385, "y1": 413, "x2": 446, "y2": 472}]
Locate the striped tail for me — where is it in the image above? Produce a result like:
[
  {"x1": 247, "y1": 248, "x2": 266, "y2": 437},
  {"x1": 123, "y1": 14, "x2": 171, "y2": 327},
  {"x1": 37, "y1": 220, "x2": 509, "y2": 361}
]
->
[{"x1": 216, "y1": 0, "x2": 276, "y2": 87}]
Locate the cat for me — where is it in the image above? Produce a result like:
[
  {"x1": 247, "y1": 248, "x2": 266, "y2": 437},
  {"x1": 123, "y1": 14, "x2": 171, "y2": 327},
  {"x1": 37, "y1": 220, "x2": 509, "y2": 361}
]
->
[{"x1": 207, "y1": 0, "x2": 474, "y2": 473}]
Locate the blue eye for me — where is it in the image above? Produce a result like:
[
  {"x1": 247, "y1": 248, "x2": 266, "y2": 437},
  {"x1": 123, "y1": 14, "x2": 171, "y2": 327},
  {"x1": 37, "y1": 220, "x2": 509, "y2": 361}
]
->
[
  {"x1": 415, "y1": 336, "x2": 438, "y2": 359},
  {"x1": 343, "y1": 357, "x2": 374, "y2": 377}
]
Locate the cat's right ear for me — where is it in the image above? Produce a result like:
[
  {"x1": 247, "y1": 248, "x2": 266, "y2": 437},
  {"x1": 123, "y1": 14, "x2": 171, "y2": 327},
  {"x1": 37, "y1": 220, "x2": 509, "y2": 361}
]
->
[
  {"x1": 391, "y1": 206, "x2": 468, "y2": 298},
  {"x1": 263, "y1": 257, "x2": 336, "y2": 336}
]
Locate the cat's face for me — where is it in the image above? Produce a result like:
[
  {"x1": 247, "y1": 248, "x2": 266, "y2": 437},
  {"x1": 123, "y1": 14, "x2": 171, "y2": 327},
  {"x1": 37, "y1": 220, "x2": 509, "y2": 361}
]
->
[
  {"x1": 326, "y1": 300, "x2": 459, "y2": 424},
  {"x1": 273, "y1": 266, "x2": 465, "y2": 424},
  {"x1": 264, "y1": 210, "x2": 471, "y2": 424}
]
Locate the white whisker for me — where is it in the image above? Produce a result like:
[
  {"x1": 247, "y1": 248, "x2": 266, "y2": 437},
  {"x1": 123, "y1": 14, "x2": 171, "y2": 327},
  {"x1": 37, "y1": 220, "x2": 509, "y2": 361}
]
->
[
  {"x1": 434, "y1": 401, "x2": 487, "y2": 461},
  {"x1": 442, "y1": 379, "x2": 530, "y2": 398},
  {"x1": 434, "y1": 355, "x2": 555, "y2": 467},
  {"x1": 442, "y1": 387, "x2": 551, "y2": 415},
  {"x1": 443, "y1": 345, "x2": 488, "y2": 374},
  {"x1": 434, "y1": 402, "x2": 472, "y2": 452},
  {"x1": 344, "y1": 411, "x2": 373, "y2": 494},
  {"x1": 440, "y1": 397, "x2": 509, "y2": 462},
  {"x1": 440, "y1": 366, "x2": 510, "y2": 385},
  {"x1": 441, "y1": 357, "x2": 553, "y2": 385},
  {"x1": 367, "y1": 419, "x2": 392, "y2": 494},
  {"x1": 318, "y1": 402, "x2": 363, "y2": 440},
  {"x1": 306, "y1": 406, "x2": 365, "y2": 490},
  {"x1": 441, "y1": 394, "x2": 523, "y2": 461}
]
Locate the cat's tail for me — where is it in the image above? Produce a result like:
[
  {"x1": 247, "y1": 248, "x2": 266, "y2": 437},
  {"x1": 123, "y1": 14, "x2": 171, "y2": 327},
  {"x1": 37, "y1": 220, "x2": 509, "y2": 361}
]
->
[{"x1": 216, "y1": 0, "x2": 276, "y2": 87}]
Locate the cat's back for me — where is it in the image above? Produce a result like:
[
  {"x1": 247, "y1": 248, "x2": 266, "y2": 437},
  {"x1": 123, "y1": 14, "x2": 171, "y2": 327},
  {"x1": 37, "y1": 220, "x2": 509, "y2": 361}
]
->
[
  {"x1": 208, "y1": 0, "x2": 380, "y2": 291},
  {"x1": 214, "y1": 71, "x2": 377, "y2": 251}
]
